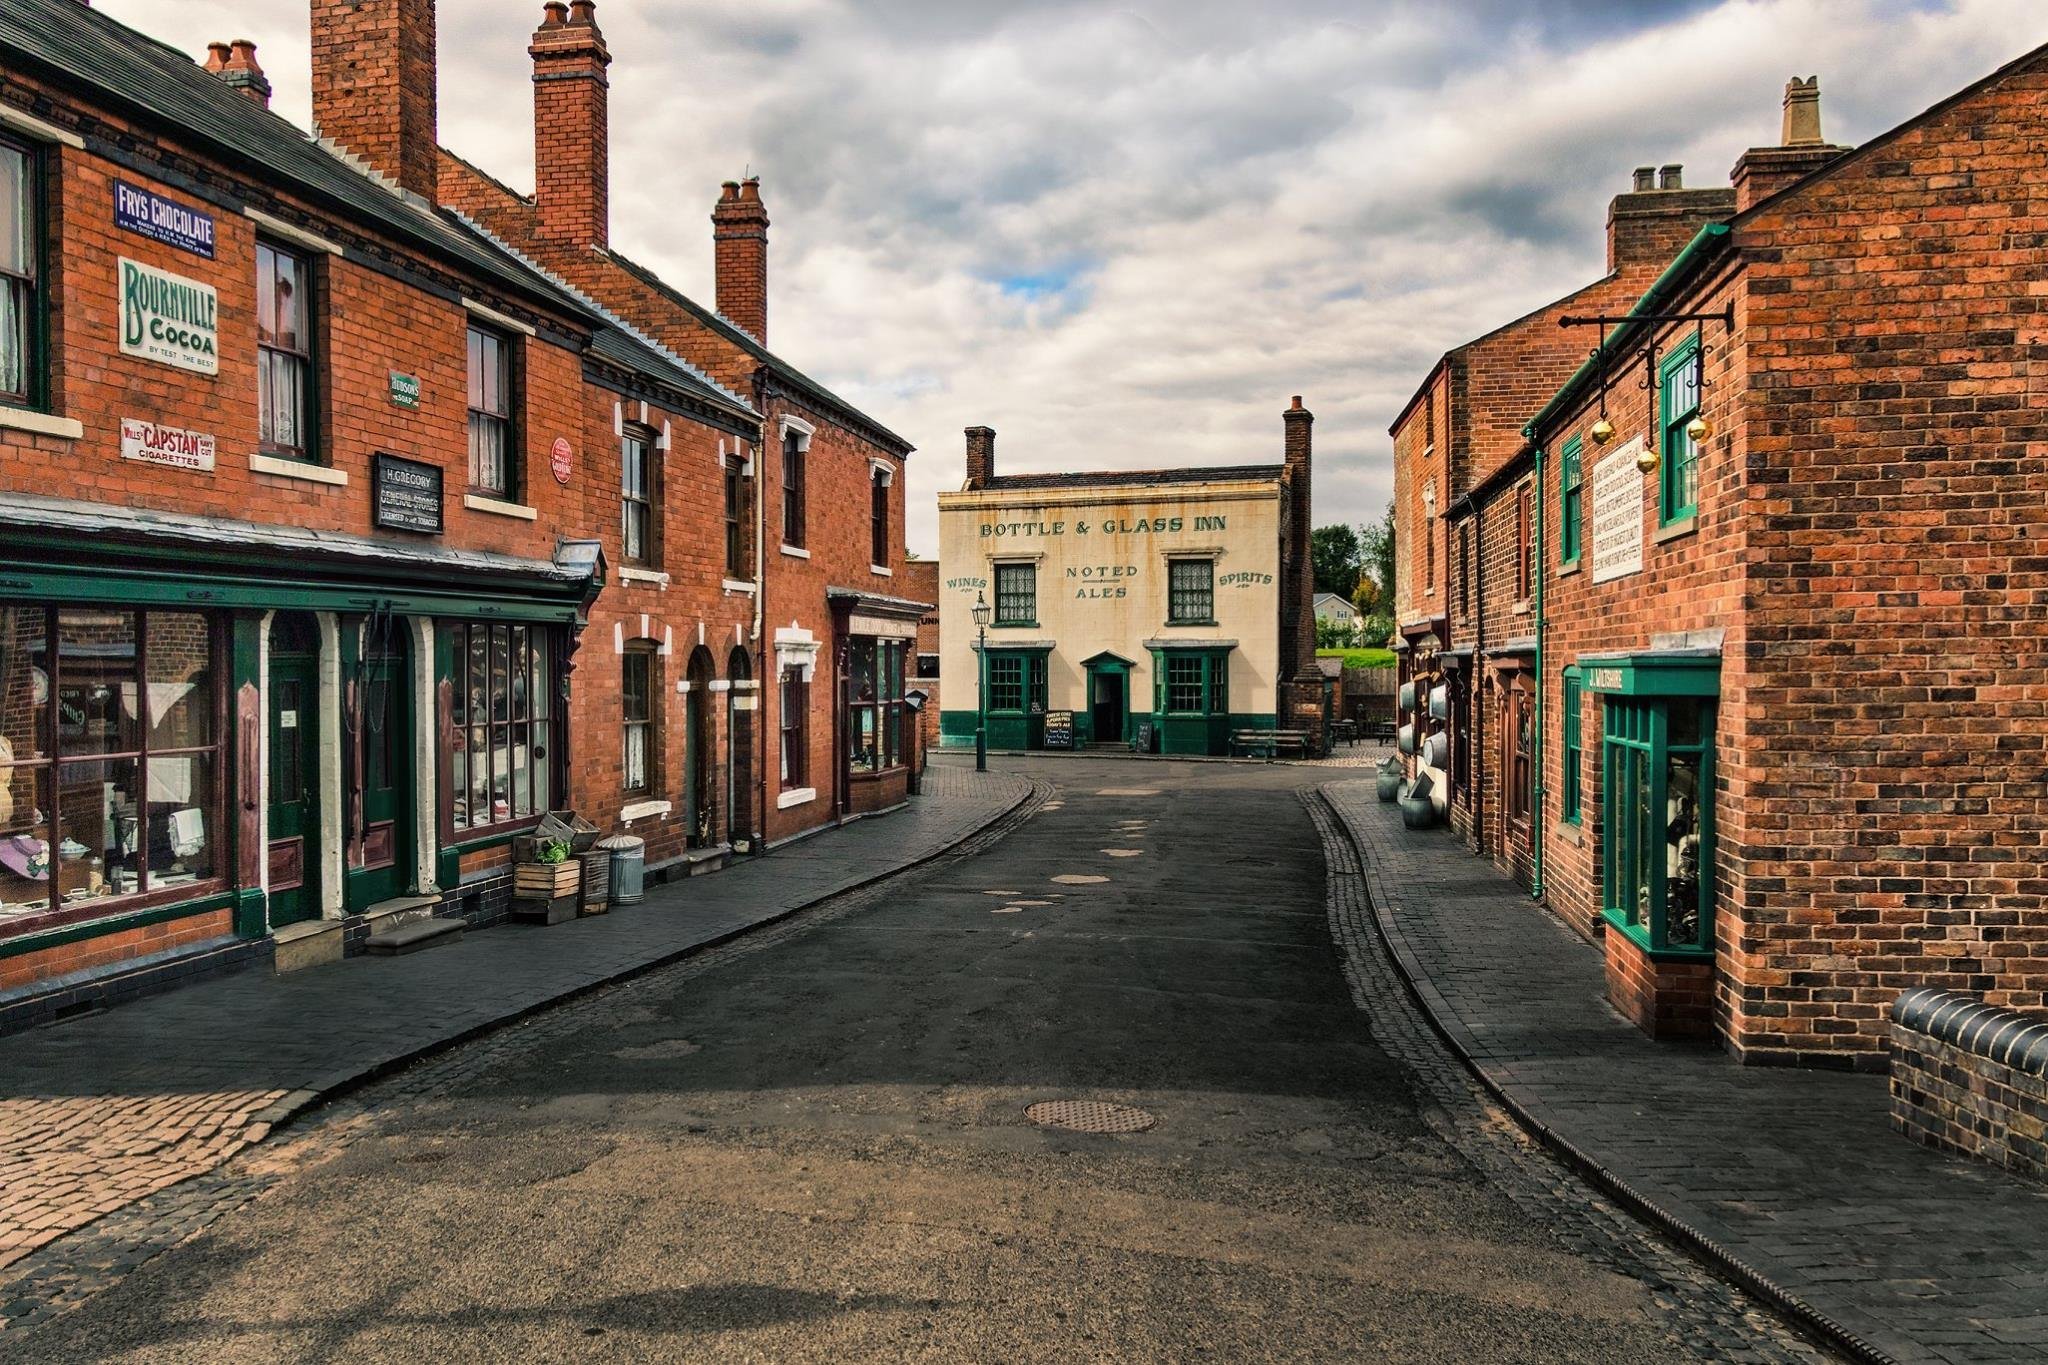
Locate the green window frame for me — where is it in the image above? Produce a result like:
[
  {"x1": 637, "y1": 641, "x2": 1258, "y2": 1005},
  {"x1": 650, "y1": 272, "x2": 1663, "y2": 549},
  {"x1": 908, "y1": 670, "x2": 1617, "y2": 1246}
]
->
[
  {"x1": 1561, "y1": 667, "x2": 1581, "y2": 823},
  {"x1": 1154, "y1": 650, "x2": 1229, "y2": 716},
  {"x1": 993, "y1": 562, "x2": 1037, "y2": 626},
  {"x1": 1600, "y1": 695, "x2": 1714, "y2": 956},
  {"x1": 984, "y1": 650, "x2": 1045, "y2": 715},
  {"x1": 0, "y1": 134, "x2": 46, "y2": 411},
  {"x1": 1559, "y1": 436, "x2": 1582, "y2": 565},
  {"x1": 1658, "y1": 338, "x2": 1702, "y2": 524}
]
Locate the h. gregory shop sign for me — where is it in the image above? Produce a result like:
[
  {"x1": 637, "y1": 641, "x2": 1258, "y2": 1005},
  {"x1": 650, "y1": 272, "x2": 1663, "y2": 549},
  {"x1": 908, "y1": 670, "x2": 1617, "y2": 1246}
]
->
[{"x1": 118, "y1": 257, "x2": 219, "y2": 375}]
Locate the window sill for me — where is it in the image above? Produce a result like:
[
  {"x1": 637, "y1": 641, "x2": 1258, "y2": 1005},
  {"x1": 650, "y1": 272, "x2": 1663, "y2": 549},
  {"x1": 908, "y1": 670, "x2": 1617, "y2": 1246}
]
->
[
  {"x1": 993, "y1": 621, "x2": 1039, "y2": 631},
  {"x1": 1512, "y1": 600, "x2": 1531, "y2": 615},
  {"x1": 780, "y1": 544, "x2": 811, "y2": 559},
  {"x1": 0, "y1": 406, "x2": 83, "y2": 440},
  {"x1": 870, "y1": 564, "x2": 893, "y2": 577},
  {"x1": 777, "y1": 787, "x2": 817, "y2": 810},
  {"x1": 463, "y1": 493, "x2": 536, "y2": 521},
  {"x1": 620, "y1": 799, "x2": 672, "y2": 823},
  {"x1": 1654, "y1": 514, "x2": 1699, "y2": 545},
  {"x1": 1555, "y1": 819, "x2": 1583, "y2": 846},
  {"x1": 722, "y1": 578, "x2": 758, "y2": 595},
  {"x1": 1167, "y1": 619, "x2": 1219, "y2": 628},
  {"x1": 1556, "y1": 560, "x2": 1580, "y2": 579},
  {"x1": 619, "y1": 566, "x2": 670, "y2": 587},
  {"x1": 251, "y1": 453, "x2": 347, "y2": 486},
  {"x1": 1600, "y1": 906, "x2": 1713, "y2": 962}
]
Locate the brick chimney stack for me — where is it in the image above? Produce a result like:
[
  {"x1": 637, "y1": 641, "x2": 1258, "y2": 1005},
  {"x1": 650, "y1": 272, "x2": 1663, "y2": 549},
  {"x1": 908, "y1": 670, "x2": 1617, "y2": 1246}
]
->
[
  {"x1": 1282, "y1": 396, "x2": 1316, "y2": 682},
  {"x1": 311, "y1": 0, "x2": 439, "y2": 200},
  {"x1": 1606, "y1": 163, "x2": 1735, "y2": 273},
  {"x1": 713, "y1": 178, "x2": 771, "y2": 344},
  {"x1": 530, "y1": 0, "x2": 611, "y2": 247},
  {"x1": 1732, "y1": 76, "x2": 1850, "y2": 213},
  {"x1": 205, "y1": 39, "x2": 271, "y2": 108},
  {"x1": 964, "y1": 427, "x2": 996, "y2": 488}
]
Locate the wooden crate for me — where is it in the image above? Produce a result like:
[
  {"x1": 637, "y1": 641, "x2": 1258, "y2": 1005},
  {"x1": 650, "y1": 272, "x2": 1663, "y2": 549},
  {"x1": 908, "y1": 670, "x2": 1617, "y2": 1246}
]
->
[{"x1": 514, "y1": 860, "x2": 581, "y2": 900}]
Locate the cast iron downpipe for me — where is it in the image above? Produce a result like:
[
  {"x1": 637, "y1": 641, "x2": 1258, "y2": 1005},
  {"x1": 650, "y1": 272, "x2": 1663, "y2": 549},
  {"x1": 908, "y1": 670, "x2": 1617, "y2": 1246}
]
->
[{"x1": 1531, "y1": 443, "x2": 1546, "y2": 901}]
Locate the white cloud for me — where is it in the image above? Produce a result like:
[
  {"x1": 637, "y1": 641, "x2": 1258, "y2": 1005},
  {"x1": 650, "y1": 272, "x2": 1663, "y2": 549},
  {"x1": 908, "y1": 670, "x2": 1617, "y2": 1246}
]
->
[{"x1": 95, "y1": 0, "x2": 2048, "y2": 554}]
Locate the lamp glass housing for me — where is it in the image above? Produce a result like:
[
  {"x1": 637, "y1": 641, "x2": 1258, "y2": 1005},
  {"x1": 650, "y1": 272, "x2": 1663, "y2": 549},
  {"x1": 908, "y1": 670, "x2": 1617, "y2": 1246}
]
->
[{"x1": 971, "y1": 593, "x2": 992, "y2": 629}]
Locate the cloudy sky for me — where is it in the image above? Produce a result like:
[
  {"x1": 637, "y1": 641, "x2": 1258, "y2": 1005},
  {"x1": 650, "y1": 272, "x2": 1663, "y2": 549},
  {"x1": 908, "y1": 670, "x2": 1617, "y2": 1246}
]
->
[{"x1": 98, "y1": 0, "x2": 2047, "y2": 553}]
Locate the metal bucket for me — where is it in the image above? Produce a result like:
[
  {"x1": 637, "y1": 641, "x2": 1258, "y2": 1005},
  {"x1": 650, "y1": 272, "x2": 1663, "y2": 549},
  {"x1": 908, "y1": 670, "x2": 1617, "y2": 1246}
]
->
[
  {"x1": 1376, "y1": 759, "x2": 1403, "y2": 803},
  {"x1": 598, "y1": 833, "x2": 646, "y2": 905},
  {"x1": 1400, "y1": 771, "x2": 1440, "y2": 830}
]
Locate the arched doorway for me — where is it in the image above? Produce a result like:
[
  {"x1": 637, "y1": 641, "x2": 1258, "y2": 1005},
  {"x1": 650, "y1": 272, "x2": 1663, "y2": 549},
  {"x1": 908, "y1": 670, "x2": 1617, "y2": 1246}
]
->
[
  {"x1": 266, "y1": 611, "x2": 322, "y2": 927},
  {"x1": 684, "y1": 646, "x2": 717, "y2": 849},
  {"x1": 726, "y1": 646, "x2": 753, "y2": 849}
]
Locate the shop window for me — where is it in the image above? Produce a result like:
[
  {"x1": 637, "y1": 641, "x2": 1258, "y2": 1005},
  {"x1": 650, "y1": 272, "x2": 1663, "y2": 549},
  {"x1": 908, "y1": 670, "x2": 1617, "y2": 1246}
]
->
[
  {"x1": 0, "y1": 607, "x2": 224, "y2": 932},
  {"x1": 449, "y1": 622, "x2": 552, "y2": 835},
  {"x1": 781, "y1": 426, "x2": 807, "y2": 548},
  {"x1": 1514, "y1": 484, "x2": 1532, "y2": 601},
  {"x1": 1168, "y1": 559, "x2": 1214, "y2": 625},
  {"x1": 621, "y1": 426, "x2": 654, "y2": 565},
  {"x1": 466, "y1": 323, "x2": 517, "y2": 498},
  {"x1": 986, "y1": 651, "x2": 1045, "y2": 715},
  {"x1": 779, "y1": 665, "x2": 808, "y2": 785},
  {"x1": 994, "y1": 562, "x2": 1036, "y2": 626},
  {"x1": 725, "y1": 456, "x2": 746, "y2": 579},
  {"x1": 257, "y1": 240, "x2": 317, "y2": 461},
  {"x1": 847, "y1": 638, "x2": 906, "y2": 774},
  {"x1": 1159, "y1": 651, "x2": 1228, "y2": 715},
  {"x1": 870, "y1": 466, "x2": 890, "y2": 567},
  {"x1": 1559, "y1": 436, "x2": 1582, "y2": 566},
  {"x1": 0, "y1": 135, "x2": 41, "y2": 409},
  {"x1": 1561, "y1": 669, "x2": 1582, "y2": 823},
  {"x1": 1660, "y1": 339, "x2": 1702, "y2": 524},
  {"x1": 1602, "y1": 696, "x2": 1714, "y2": 953},
  {"x1": 622, "y1": 646, "x2": 654, "y2": 795}
]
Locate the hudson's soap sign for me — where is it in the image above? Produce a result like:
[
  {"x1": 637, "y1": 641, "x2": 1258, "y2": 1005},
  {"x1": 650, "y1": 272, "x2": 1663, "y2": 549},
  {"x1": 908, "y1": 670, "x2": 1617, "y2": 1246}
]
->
[{"x1": 119, "y1": 258, "x2": 219, "y2": 375}]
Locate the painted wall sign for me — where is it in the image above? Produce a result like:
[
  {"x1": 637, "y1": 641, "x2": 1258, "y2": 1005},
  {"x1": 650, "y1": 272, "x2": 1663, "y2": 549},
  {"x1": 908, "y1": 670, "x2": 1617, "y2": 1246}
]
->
[
  {"x1": 118, "y1": 257, "x2": 219, "y2": 375},
  {"x1": 1590, "y1": 438, "x2": 1646, "y2": 585},
  {"x1": 120, "y1": 417, "x2": 216, "y2": 473},
  {"x1": 551, "y1": 437, "x2": 574, "y2": 486},
  {"x1": 388, "y1": 371, "x2": 422, "y2": 408},
  {"x1": 945, "y1": 576, "x2": 988, "y2": 591},
  {"x1": 977, "y1": 513, "x2": 1229, "y2": 539},
  {"x1": 113, "y1": 180, "x2": 215, "y2": 258},
  {"x1": 1586, "y1": 667, "x2": 1625, "y2": 692},
  {"x1": 372, "y1": 453, "x2": 444, "y2": 535}
]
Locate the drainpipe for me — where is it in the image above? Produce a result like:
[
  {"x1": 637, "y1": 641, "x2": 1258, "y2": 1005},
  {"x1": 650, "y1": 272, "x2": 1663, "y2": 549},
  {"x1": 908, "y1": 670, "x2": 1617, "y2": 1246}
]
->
[
  {"x1": 752, "y1": 412, "x2": 767, "y2": 852},
  {"x1": 1531, "y1": 442, "x2": 1546, "y2": 902}
]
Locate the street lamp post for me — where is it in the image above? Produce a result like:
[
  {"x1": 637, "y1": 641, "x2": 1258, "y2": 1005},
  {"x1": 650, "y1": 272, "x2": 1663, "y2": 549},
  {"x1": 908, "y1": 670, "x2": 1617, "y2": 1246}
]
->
[{"x1": 972, "y1": 591, "x2": 992, "y2": 773}]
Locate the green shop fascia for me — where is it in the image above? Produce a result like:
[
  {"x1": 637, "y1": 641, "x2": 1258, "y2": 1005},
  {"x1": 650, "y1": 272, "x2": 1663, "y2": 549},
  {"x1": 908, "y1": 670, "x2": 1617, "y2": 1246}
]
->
[{"x1": 0, "y1": 495, "x2": 603, "y2": 966}]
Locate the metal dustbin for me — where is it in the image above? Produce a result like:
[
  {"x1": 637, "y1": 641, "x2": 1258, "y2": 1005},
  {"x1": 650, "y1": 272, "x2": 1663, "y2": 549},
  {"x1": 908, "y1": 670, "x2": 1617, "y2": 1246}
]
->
[{"x1": 599, "y1": 833, "x2": 645, "y2": 906}]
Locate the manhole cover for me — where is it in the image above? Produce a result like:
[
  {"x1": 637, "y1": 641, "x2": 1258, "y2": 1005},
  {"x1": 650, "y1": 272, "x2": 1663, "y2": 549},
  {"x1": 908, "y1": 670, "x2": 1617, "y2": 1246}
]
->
[{"x1": 1026, "y1": 1100, "x2": 1156, "y2": 1134}]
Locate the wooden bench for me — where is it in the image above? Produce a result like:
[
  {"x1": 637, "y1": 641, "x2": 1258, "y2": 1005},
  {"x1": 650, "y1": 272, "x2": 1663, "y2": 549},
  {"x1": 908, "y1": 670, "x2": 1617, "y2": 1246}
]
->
[{"x1": 1230, "y1": 728, "x2": 1312, "y2": 758}]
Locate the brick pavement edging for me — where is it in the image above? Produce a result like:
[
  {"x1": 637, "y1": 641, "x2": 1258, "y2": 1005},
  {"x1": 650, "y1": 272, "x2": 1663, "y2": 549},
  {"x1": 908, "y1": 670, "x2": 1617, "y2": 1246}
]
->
[{"x1": 1317, "y1": 783, "x2": 1896, "y2": 1365}]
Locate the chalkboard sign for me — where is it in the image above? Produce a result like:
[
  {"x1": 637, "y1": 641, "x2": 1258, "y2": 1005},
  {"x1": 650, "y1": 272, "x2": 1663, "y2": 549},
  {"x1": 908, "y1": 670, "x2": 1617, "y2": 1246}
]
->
[
  {"x1": 1131, "y1": 720, "x2": 1156, "y2": 754},
  {"x1": 1043, "y1": 710, "x2": 1075, "y2": 750},
  {"x1": 373, "y1": 453, "x2": 443, "y2": 535}
]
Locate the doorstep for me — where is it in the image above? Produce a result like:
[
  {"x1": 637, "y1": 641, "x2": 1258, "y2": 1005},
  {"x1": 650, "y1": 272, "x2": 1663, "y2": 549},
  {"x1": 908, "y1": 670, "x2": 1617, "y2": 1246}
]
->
[{"x1": 272, "y1": 918, "x2": 344, "y2": 974}]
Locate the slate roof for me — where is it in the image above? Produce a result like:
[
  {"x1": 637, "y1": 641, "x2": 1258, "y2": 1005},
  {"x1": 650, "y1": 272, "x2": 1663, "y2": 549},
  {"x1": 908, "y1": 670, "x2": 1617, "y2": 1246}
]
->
[{"x1": 977, "y1": 464, "x2": 1284, "y2": 492}]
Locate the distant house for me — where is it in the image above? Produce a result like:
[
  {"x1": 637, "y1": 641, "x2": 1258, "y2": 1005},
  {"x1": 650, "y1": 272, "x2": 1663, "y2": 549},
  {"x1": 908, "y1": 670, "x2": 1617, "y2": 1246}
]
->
[{"x1": 1314, "y1": 592, "x2": 1364, "y2": 630}]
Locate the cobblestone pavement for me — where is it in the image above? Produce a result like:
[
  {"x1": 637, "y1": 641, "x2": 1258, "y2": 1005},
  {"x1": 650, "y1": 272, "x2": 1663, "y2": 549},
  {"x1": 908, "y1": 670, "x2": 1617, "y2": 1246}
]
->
[
  {"x1": 0, "y1": 762, "x2": 1030, "y2": 1306},
  {"x1": 4, "y1": 757, "x2": 1850, "y2": 1359},
  {"x1": 1322, "y1": 779, "x2": 2048, "y2": 1365}
]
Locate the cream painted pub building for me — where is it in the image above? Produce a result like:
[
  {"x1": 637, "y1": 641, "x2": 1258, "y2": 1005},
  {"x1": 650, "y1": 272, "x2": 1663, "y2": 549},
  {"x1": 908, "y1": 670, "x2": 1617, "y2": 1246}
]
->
[{"x1": 936, "y1": 405, "x2": 1320, "y2": 756}]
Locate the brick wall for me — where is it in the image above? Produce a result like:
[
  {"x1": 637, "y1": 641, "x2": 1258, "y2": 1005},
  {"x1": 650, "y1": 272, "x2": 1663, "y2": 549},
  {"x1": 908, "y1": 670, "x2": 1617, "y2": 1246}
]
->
[
  {"x1": 1605, "y1": 927, "x2": 1716, "y2": 1040},
  {"x1": 1891, "y1": 988, "x2": 2048, "y2": 1182}
]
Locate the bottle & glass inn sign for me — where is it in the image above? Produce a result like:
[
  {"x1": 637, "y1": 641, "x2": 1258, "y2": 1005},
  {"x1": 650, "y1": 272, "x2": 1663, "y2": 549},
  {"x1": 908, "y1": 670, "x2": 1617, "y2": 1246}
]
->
[{"x1": 118, "y1": 258, "x2": 219, "y2": 376}]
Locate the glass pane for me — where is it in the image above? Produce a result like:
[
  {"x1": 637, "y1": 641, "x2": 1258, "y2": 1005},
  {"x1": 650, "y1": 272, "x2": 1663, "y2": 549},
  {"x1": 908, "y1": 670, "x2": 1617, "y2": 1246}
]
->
[
  {"x1": 510, "y1": 628, "x2": 530, "y2": 721},
  {"x1": 466, "y1": 725, "x2": 489, "y2": 829},
  {"x1": 58, "y1": 611, "x2": 140, "y2": 756},
  {"x1": 255, "y1": 243, "x2": 278, "y2": 345},
  {"x1": 466, "y1": 327, "x2": 484, "y2": 409},
  {"x1": 510, "y1": 728, "x2": 532, "y2": 817},
  {"x1": 1665, "y1": 747, "x2": 1705, "y2": 948},
  {"x1": 850, "y1": 640, "x2": 875, "y2": 701},
  {"x1": 529, "y1": 720, "x2": 551, "y2": 812},
  {"x1": 145, "y1": 613, "x2": 213, "y2": 750},
  {"x1": 146, "y1": 750, "x2": 215, "y2": 887},
  {"x1": 490, "y1": 627, "x2": 511, "y2": 723},
  {"x1": 491, "y1": 730, "x2": 512, "y2": 826},
  {"x1": 1632, "y1": 748, "x2": 1653, "y2": 928},
  {"x1": 0, "y1": 605, "x2": 48, "y2": 762},
  {"x1": 530, "y1": 631, "x2": 551, "y2": 721},
  {"x1": 272, "y1": 248, "x2": 304, "y2": 350},
  {"x1": 624, "y1": 720, "x2": 646, "y2": 792},
  {"x1": 58, "y1": 756, "x2": 138, "y2": 898},
  {"x1": 0, "y1": 276, "x2": 24, "y2": 401},
  {"x1": 0, "y1": 763, "x2": 50, "y2": 919},
  {"x1": 450, "y1": 726, "x2": 469, "y2": 830},
  {"x1": 0, "y1": 144, "x2": 28, "y2": 279},
  {"x1": 452, "y1": 627, "x2": 469, "y2": 729}
]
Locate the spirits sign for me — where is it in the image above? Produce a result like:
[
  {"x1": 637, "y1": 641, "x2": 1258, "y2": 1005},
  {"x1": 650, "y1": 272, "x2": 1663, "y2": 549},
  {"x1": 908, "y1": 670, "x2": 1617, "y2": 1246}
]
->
[
  {"x1": 1590, "y1": 439, "x2": 1646, "y2": 585},
  {"x1": 372, "y1": 453, "x2": 443, "y2": 535}
]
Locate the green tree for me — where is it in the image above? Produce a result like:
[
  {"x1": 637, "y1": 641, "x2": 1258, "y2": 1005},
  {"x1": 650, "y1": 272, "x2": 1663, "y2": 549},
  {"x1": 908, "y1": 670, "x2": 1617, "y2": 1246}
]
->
[
  {"x1": 1310, "y1": 524, "x2": 1362, "y2": 598},
  {"x1": 1358, "y1": 501, "x2": 1395, "y2": 613}
]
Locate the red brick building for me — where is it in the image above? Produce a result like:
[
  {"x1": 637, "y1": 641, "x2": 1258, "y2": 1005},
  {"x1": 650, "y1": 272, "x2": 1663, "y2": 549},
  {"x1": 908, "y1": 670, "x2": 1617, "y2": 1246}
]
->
[
  {"x1": 0, "y1": 0, "x2": 915, "y2": 1023},
  {"x1": 440, "y1": 1, "x2": 921, "y2": 844},
  {"x1": 1393, "y1": 56, "x2": 2048, "y2": 1069}
]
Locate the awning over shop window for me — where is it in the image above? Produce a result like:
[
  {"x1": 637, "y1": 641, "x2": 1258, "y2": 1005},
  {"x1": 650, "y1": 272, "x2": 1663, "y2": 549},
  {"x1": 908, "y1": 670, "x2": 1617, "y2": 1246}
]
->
[{"x1": 1577, "y1": 649, "x2": 1721, "y2": 698}]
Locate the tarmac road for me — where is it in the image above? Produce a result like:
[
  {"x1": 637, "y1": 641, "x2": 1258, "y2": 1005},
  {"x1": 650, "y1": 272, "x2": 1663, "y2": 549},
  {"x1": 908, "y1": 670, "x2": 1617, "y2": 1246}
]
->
[{"x1": 6, "y1": 757, "x2": 1718, "y2": 1363}]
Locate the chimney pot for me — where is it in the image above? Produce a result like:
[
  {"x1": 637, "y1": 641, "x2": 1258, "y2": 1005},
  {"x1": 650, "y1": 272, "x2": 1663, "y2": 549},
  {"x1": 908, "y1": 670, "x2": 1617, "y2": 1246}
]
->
[
  {"x1": 1632, "y1": 166, "x2": 1655, "y2": 192},
  {"x1": 204, "y1": 41, "x2": 231, "y2": 72},
  {"x1": 568, "y1": 0, "x2": 597, "y2": 24},
  {"x1": 1658, "y1": 164, "x2": 1683, "y2": 190},
  {"x1": 541, "y1": 1, "x2": 567, "y2": 26},
  {"x1": 1782, "y1": 74, "x2": 1824, "y2": 146}
]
